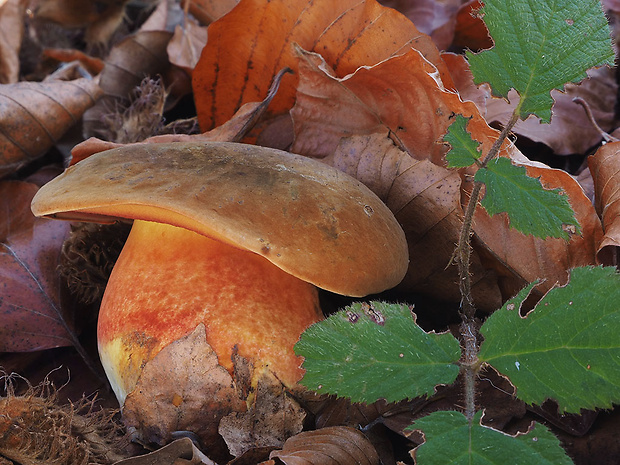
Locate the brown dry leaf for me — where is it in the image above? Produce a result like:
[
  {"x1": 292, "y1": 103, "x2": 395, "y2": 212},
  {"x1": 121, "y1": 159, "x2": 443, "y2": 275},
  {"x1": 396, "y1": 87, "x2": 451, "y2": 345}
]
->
[
  {"x1": 167, "y1": 16, "x2": 208, "y2": 73},
  {"x1": 451, "y1": 0, "x2": 492, "y2": 51},
  {"x1": 291, "y1": 46, "x2": 602, "y2": 306},
  {"x1": 112, "y1": 437, "x2": 216, "y2": 465},
  {"x1": 482, "y1": 66, "x2": 617, "y2": 155},
  {"x1": 192, "y1": 0, "x2": 453, "y2": 132},
  {"x1": 0, "y1": 77, "x2": 102, "y2": 177},
  {"x1": 379, "y1": 0, "x2": 463, "y2": 50},
  {"x1": 0, "y1": 0, "x2": 26, "y2": 84},
  {"x1": 325, "y1": 132, "x2": 501, "y2": 308},
  {"x1": 0, "y1": 181, "x2": 74, "y2": 351},
  {"x1": 82, "y1": 30, "x2": 173, "y2": 139},
  {"x1": 188, "y1": 0, "x2": 239, "y2": 25},
  {"x1": 42, "y1": 48, "x2": 105, "y2": 75},
  {"x1": 291, "y1": 47, "x2": 483, "y2": 166},
  {"x1": 269, "y1": 426, "x2": 380, "y2": 465},
  {"x1": 219, "y1": 358, "x2": 306, "y2": 457},
  {"x1": 588, "y1": 141, "x2": 620, "y2": 261},
  {"x1": 30, "y1": 0, "x2": 130, "y2": 44},
  {"x1": 122, "y1": 324, "x2": 246, "y2": 462}
]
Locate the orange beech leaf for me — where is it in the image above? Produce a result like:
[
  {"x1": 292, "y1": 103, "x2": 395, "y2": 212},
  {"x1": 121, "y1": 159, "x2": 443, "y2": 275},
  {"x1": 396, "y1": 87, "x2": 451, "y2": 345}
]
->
[
  {"x1": 192, "y1": 0, "x2": 453, "y2": 132},
  {"x1": 82, "y1": 30, "x2": 173, "y2": 139},
  {"x1": 0, "y1": 181, "x2": 74, "y2": 351},
  {"x1": 0, "y1": 78, "x2": 102, "y2": 178},
  {"x1": 269, "y1": 426, "x2": 380, "y2": 465},
  {"x1": 291, "y1": 47, "x2": 493, "y2": 168},
  {"x1": 290, "y1": 46, "x2": 602, "y2": 305},
  {"x1": 451, "y1": 0, "x2": 492, "y2": 51},
  {"x1": 188, "y1": 0, "x2": 239, "y2": 25},
  {"x1": 588, "y1": 141, "x2": 620, "y2": 261},
  {"x1": 325, "y1": 132, "x2": 502, "y2": 309},
  {"x1": 42, "y1": 48, "x2": 105, "y2": 76}
]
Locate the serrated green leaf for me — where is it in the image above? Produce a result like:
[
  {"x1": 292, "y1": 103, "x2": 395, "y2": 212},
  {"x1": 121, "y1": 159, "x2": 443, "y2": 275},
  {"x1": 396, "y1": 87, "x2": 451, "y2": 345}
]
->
[
  {"x1": 444, "y1": 115, "x2": 482, "y2": 168},
  {"x1": 474, "y1": 157, "x2": 580, "y2": 239},
  {"x1": 295, "y1": 301, "x2": 461, "y2": 403},
  {"x1": 479, "y1": 266, "x2": 620, "y2": 413},
  {"x1": 467, "y1": 0, "x2": 614, "y2": 122},
  {"x1": 409, "y1": 410, "x2": 572, "y2": 465}
]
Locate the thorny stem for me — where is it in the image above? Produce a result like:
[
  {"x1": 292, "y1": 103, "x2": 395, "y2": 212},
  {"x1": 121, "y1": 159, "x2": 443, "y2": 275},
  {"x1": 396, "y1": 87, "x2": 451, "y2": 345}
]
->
[{"x1": 457, "y1": 110, "x2": 520, "y2": 423}]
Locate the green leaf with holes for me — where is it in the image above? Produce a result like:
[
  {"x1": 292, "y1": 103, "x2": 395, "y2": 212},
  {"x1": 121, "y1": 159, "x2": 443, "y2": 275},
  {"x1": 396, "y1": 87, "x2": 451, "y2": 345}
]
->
[
  {"x1": 444, "y1": 115, "x2": 482, "y2": 168},
  {"x1": 479, "y1": 266, "x2": 620, "y2": 413},
  {"x1": 409, "y1": 410, "x2": 572, "y2": 465},
  {"x1": 474, "y1": 157, "x2": 580, "y2": 239},
  {"x1": 467, "y1": 0, "x2": 614, "y2": 122},
  {"x1": 295, "y1": 302, "x2": 461, "y2": 403}
]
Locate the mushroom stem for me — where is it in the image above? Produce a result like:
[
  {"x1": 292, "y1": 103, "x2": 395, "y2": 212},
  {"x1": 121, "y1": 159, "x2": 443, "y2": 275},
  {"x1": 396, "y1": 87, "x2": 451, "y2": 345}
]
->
[{"x1": 97, "y1": 220, "x2": 323, "y2": 406}]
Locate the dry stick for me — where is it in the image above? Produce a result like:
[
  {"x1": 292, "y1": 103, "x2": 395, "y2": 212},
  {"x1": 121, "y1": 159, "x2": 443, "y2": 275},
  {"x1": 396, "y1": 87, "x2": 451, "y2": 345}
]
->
[{"x1": 457, "y1": 110, "x2": 520, "y2": 423}]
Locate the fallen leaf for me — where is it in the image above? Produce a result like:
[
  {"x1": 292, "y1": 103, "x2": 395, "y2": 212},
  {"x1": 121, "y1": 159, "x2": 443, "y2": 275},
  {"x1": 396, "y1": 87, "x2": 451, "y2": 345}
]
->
[
  {"x1": 588, "y1": 141, "x2": 620, "y2": 262},
  {"x1": 192, "y1": 0, "x2": 453, "y2": 132},
  {"x1": 325, "y1": 132, "x2": 501, "y2": 308},
  {"x1": 41, "y1": 48, "x2": 105, "y2": 76},
  {"x1": 483, "y1": 67, "x2": 618, "y2": 155},
  {"x1": 31, "y1": 0, "x2": 130, "y2": 44},
  {"x1": 290, "y1": 45, "x2": 602, "y2": 306},
  {"x1": 188, "y1": 0, "x2": 239, "y2": 25},
  {"x1": 122, "y1": 324, "x2": 246, "y2": 463},
  {"x1": 269, "y1": 426, "x2": 380, "y2": 465},
  {"x1": 290, "y1": 47, "x2": 481, "y2": 166},
  {"x1": 451, "y1": 0, "x2": 492, "y2": 51},
  {"x1": 82, "y1": 30, "x2": 173, "y2": 139},
  {"x1": 219, "y1": 357, "x2": 306, "y2": 457},
  {"x1": 0, "y1": 0, "x2": 26, "y2": 84},
  {"x1": 112, "y1": 437, "x2": 216, "y2": 465},
  {"x1": 167, "y1": 16, "x2": 208, "y2": 73},
  {"x1": 0, "y1": 77, "x2": 102, "y2": 177},
  {"x1": 379, "y1": 0, "x2": 463, "y2": 50},
  {"x1": 0, "y1": 181, "x2": 74, "y2": 351}
]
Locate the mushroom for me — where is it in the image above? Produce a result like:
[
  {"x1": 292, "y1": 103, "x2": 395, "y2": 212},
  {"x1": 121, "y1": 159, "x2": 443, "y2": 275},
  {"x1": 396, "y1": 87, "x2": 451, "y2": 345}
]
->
[{"x1": 31, "y1": 141, "x2": 408, "y2": 430}]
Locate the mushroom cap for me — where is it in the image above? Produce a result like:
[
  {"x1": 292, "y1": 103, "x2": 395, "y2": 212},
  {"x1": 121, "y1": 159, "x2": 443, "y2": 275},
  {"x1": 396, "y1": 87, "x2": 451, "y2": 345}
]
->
[{"x1": 31, "y1": 142, "x2": 408, "y2": 296}]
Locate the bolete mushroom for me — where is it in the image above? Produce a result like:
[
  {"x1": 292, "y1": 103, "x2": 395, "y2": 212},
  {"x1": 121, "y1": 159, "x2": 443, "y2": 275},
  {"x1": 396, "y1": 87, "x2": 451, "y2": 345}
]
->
[{"x1": 31, "y1": 141, "x2": 408, "y2": 432}]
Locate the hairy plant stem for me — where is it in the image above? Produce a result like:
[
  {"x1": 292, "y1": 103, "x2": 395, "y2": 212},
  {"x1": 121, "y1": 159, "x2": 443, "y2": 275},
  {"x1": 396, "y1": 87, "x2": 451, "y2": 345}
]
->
[{"x1": 457, "y1": 110, "x2": 519, "y2": 423}]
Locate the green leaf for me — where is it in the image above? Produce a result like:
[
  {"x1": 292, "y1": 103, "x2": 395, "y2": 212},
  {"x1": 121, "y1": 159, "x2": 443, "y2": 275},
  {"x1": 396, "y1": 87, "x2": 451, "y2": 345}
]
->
[
  {"x1": 444, "y1": 115, "x2": 482, "y2": 168},
  {"x1": 409, "y1": 410, "x2": 572, "y2": 465},
  {"x1": 467, "y1": 0, "x2": 614, "y2": 122},
  {"x1": 479, "y1": 266, "x2": 620, "y2": 413},
  {"x1": 474, "y1": 157, "x2": 580, "y2": 239},
  {"x1": 295, "y1": 301, "x2": 461, "y2": 403}
]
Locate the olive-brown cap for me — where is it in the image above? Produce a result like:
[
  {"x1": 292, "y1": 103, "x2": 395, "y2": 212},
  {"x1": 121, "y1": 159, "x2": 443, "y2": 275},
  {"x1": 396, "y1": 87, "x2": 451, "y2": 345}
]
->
[{"x1": 31, "y1": 142, "x2": 408, "y2": 297}]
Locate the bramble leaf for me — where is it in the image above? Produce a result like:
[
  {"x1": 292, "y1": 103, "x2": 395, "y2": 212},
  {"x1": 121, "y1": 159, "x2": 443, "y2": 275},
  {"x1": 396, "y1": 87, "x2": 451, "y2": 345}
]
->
[
  {"x1": 409, "y1": 410, "x2": 572, "y2": 465},
  {"x1": 444, "y1": 115, "x2": 482, "y2": 168},
  {"x1": 295, "y1": 302, "x2": 461, "y2": 403},
  {"x1": 467, "y1": 0, "x2": 614, "y2": 122},
  {"x1": 474, "y1": 157, "x2": 580, "y2": 239},
  {"x1": 479, "y1": 266, "x2": 620, "y2": 413}
]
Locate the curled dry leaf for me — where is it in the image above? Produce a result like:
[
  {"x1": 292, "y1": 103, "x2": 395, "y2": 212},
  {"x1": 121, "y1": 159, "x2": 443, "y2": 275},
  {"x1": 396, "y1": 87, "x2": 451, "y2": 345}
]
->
[
  {"x1": 0, "y1": 77, "x2": 102, "y2": 177},
  {"x1": 0, "y1": 181, "x2": 75, "y2": 351},
  {"x1": 112, "y1": 437, "x2": 216, "y2": 465},
  {"x1": 82, "y1": 30, "x2": 173, "y2": 139},
  {"x1": 482, "y1": 67, "x2": 618, "y2": 155},
  {"x1": 192, "y1": 0, "x2": 453, "y2": 132},
  {"x1": 326, "y1": 132, "x2": 501, "y2": 308},
  {"x1": 0, "y1": 0, "x2": 26, "y2": 84},
  {"x1": 291, "y1": 44, "x2": 602, "y2": 306},
  {"x1": 269, "y1": 426, "x2": 380, "y2": 465},
  {"x1": 588, "y1": 141, "x2": 620, "y2": 261}
]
